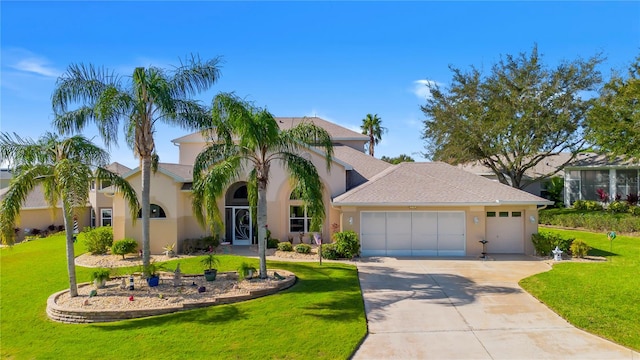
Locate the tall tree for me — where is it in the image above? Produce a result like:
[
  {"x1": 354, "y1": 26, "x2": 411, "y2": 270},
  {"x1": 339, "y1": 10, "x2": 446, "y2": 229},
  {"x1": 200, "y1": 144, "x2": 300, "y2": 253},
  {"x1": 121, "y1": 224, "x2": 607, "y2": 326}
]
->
[
  {"x1": 586, "y1": 55, "x2": 640, "y2": 159},
  {"x1": 422, "y1": 45, "x2": 604, "y2": 189},
  {"x1": 192, "y1": 93, "x2": 333, "y2": 278},
  {"x1": 52, "y1": 55, "x2": 220, "y2": 268},
  {"x1": 381, "y1": 154, "x2": 415, "y2": 164},
  {"x1": 361, "y1": 113, "x2": 386, "y2": 157},
  {"x1": 0, "y1": 132, "x2": 139, "y2": 297}
]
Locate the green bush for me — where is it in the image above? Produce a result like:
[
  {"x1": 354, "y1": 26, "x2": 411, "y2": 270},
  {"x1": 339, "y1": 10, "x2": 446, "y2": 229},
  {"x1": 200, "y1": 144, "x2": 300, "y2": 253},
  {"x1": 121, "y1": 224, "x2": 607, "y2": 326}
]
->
[
  {"x1": 202, "y1": 235, "x2": 220, "y2": 249},
  {"x1": 570, "y1": 239, "x2": 590, "y2": 258},
  {"x1": 294, "y1": 243, "x2": 311, "y2": 254},
  {"x1": 531, "y1": 232, "x2": 575, "y2": 256},
  {"x1": 321, "y1": 243, "x2": 339, "y2": 260},
  {"x1": 83, "y1": 226, "x2": 114, "y2": 255},
  {"x1": 609, "y1": 201, "x2": 630, "y2": 213},
  {"x1": 111, "y1": 238, "x2": 138, "y2": 259},
  {"x1": 277, "y1": 241, "x2": 293, "y2": 252},
  {"x1": 573, "y1": 200, "x2": 603, "y2": 211},
  {"x1": 267, "y1": 238, "x2": 279, "y2": 249},
  {"x1": 539, "y1": 208, "x2": 640, "y2": 233},
  {"x1": 629, "y1": 206, "x2": 640, "y2": 216},
  {"x1": 334, "y1": 231, "x2": 360, "y2": 258}
]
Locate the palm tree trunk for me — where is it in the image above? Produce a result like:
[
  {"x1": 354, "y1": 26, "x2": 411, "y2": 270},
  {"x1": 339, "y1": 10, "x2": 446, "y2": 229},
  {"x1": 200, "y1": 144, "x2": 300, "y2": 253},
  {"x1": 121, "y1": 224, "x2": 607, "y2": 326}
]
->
[
  {"x1": 62, "y1": 202, "x2": 78, "y2": 297},
  {"x1": 257, "y1": 179, "x2": 268, "y2": 279},
  {"x1": 369, "y1": 134, "x2": 375, "y2": 157},
  {"x1": 141, "y1": 156, "x2": 151, "y2": 268}
]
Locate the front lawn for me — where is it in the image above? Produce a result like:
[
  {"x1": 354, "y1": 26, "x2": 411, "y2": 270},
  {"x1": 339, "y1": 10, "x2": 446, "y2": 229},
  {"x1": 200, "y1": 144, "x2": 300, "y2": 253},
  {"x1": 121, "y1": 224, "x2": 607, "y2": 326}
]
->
[
  {"x1": 520, "y1": 227, "x2": 640, "y2": 351},
  {"x1": 0, "y1": 234, "x2": 367, "y2": 359}
]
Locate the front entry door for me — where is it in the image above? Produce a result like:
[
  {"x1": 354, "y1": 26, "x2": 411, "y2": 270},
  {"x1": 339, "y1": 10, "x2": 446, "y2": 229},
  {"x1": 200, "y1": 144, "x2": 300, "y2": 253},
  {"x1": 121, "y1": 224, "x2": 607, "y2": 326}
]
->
[{"x1": 232, "y1": 207, "x2": 252, "y2": 245}]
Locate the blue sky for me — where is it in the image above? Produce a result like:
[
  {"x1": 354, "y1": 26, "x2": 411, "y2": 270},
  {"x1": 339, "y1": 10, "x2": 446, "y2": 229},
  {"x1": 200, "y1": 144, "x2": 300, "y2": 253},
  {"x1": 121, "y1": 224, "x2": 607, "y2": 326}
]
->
[{"x1": 1, "y1": 1, "x2": 639, "y2": 169}]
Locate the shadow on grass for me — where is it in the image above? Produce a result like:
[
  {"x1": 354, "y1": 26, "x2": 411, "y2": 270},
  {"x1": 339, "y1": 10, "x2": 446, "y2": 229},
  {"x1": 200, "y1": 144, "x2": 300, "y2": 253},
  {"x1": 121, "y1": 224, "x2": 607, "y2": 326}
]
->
[
  {"x1": 589, "y1": 247, "x2": 618, "y2": 257},
  {"x1": 92, "y1": 304, "x2": 248, "y2": 330}
]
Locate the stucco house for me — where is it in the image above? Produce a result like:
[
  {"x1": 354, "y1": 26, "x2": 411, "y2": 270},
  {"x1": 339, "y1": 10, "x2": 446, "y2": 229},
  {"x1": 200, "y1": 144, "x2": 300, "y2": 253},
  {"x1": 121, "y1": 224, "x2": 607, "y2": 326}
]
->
[{"x1": 3, "y1": 117, "x2": 552, "y2": 256}]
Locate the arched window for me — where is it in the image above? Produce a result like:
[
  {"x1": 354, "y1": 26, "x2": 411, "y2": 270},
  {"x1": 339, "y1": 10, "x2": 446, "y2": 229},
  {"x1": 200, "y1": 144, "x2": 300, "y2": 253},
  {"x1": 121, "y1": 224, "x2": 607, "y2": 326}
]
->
[{"x1": 137, "y1": 204, "x2": 167, "y2": 218}]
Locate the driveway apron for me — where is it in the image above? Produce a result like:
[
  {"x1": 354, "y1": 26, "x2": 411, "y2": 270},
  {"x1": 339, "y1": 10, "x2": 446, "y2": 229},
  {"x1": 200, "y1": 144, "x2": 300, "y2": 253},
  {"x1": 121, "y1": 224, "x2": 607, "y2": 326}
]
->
[{"x1": 353, "y1": 255, "x2": 639, "y2": 360}]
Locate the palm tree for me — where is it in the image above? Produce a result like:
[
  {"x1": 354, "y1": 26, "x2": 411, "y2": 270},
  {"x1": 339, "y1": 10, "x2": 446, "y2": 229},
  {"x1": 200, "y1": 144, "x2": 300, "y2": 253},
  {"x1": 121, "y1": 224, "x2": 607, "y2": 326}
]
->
[
  {"x1": 192, "y1": 93, "x2": 334, "y2": 278},
  {"x1": 0, "y1": 132, "x2": 139, "y2": 297},
  {"x1": 360, "y1": 113, "x2": 387, "y2": 157},
  {"x1": 51, "y1": 55, "x2": 221, "y2": 269}
]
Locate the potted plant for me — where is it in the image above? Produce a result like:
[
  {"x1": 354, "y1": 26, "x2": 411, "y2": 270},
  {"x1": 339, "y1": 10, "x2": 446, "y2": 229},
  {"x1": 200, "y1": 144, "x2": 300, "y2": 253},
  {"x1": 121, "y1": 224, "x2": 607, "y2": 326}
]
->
[
  {"x1": 163, "y1": 243, "x2": 176, "y2": 258},
  {"x1": 142, "y1": 261, "x2": 163, "y2": 287},
  {"x1": 201, "y1": 251, "x2": 220, "y2": 281},
  {"x1": 90, "y1": 268, "x2": 111, "y2": 289},
  {"x1": 238, "y1": 262, "x2": 257, "y2": 281}
]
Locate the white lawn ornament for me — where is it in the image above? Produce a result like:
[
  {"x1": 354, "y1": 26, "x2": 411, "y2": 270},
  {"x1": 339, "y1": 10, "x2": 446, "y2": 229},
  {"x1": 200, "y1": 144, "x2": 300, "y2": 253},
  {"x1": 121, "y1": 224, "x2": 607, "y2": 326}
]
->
[{"x1": 552, "y1": 246, "x2": 563, "y2": 261}]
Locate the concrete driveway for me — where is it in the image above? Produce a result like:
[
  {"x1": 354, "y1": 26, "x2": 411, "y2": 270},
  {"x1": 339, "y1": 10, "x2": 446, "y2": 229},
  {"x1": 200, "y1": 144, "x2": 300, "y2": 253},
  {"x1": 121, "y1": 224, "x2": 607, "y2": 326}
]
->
[{"x1": 353, "y1": 255, "x2": 639, "y2": 359}]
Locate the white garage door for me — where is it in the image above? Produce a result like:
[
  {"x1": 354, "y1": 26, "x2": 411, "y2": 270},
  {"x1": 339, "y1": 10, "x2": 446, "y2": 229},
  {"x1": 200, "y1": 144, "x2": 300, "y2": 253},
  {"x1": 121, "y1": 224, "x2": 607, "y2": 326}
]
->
[
  {"x1": 485, "y1": 210, "x2": 524, "y2": 253},
  {"x1": 361, "y1": 211, "x2": 466, "y2": 256}
]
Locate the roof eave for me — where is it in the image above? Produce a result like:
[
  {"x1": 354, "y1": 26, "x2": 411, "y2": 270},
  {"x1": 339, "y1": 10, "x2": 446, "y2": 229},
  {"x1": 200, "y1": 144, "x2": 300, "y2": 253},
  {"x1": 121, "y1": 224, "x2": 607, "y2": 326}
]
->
[{"x1": 331, "y1": 200, "x2": 553, "y2": 207}]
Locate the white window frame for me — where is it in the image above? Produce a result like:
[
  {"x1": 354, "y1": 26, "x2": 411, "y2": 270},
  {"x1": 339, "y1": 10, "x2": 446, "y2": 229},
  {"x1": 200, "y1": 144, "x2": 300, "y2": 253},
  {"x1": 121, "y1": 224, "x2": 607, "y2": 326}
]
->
[
  {"x1": 101, "y1": 208, "x2": 112, "y2": 227},
  {"x1": 289, "y1": 204, "x2": 311, "y2": 233}
]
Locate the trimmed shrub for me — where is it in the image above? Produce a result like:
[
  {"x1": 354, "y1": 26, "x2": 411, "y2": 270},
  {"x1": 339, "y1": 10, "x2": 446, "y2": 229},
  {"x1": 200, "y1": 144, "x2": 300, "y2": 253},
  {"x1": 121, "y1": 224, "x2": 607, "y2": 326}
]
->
[
  {"x1": 321, "y1": 243, "x2": 339, "y2": 260},
  {"x1": 267, "y1": 238, "x2": 279, "y2": 249},
  {"x1": 277, "y1": 241, "x2": 293, "y2": 252},
  {"x1": 629, "y1": 206, "x2": 640, "y2": 216},
  {"x1": 573, "y1": 200, "x2": 603, "y2": 211},
  {"x1": 609, "y1": 201, "x2": 629, "y2": 214},
  {"x1": 531, "y1": 232, "x2": 574, "y2": 256},
  {"x1": 570, "y1": 239, "x2": 590, "y2": 258},
  {"x1": 83, "y1": 226, "x2": 114, "y2": 255},
  {"x1": 334, "y1": 230, "x2": 360, "y2": 258},
  {"x1": 202, "y1": 235, "x2": 220, "y2": 249},
  {"x1": 111, "y1": 238, "x2": 138, "y2": 259},
  {"x1": 294, "y1": 243, "x2": 311, "y2": 254}
]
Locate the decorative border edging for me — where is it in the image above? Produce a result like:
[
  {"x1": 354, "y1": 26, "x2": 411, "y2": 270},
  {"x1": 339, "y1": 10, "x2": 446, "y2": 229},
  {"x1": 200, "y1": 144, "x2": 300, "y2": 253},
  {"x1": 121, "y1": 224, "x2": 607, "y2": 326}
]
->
[{"x1": 46, "y1": 270, "x2": 296, "y2": 324}]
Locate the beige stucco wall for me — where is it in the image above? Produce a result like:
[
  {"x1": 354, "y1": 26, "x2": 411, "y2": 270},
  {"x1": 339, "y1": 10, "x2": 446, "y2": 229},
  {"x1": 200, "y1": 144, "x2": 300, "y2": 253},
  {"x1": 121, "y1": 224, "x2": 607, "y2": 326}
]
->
[
  {"x1": 335, "y1": 204, "x2": 541, "y2": 256},
  {"x1": 178, "y1": 142, "x2": 206, "y2": 165},
  {"x1": 13, "y1": 206, "x2": 91, "y2": 241},
  {"x1": 114, "y1": 171, "x2": 183, "y2": 254}
]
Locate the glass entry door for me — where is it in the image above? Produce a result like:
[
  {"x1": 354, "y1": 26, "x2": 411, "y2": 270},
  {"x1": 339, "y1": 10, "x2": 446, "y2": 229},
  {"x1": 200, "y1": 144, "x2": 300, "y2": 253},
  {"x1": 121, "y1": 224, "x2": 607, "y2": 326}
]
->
[{"x1": 230, "y1": 206, "x2": 251, "y2": 245}]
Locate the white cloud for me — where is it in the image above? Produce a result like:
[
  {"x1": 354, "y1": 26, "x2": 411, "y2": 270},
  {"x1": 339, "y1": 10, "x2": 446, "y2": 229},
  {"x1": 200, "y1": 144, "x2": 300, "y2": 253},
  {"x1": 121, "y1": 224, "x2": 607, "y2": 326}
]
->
[
  {"x1": 10, "y1": 56, "x2": 60, "y2": 78},
  {"x1": 412, "y1": 79, "x2": 441, "y2": 100}
]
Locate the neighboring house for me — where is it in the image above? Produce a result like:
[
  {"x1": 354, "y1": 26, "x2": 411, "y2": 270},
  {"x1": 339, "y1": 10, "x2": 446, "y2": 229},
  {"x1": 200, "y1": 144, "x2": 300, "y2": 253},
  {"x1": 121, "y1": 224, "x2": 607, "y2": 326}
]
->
[
  {"x1": 563, "y1": 153, "x2": 640, "y2": 206},
  {"x1": 4, "y1": 117, "x2": 552, "y2": 256},
  {"x1": 0, "y1": 184, "x2": 91, "y2": 240},
  {"x1": 458, "y1": 153, "x2": 574, "y2": 199}
]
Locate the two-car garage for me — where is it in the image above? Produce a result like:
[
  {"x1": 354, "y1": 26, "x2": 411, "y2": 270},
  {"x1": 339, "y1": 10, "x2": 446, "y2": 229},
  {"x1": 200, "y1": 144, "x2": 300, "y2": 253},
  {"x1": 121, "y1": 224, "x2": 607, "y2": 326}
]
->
[{"x1": 360, "y1": 211, "x2": 466, "y2": 257}]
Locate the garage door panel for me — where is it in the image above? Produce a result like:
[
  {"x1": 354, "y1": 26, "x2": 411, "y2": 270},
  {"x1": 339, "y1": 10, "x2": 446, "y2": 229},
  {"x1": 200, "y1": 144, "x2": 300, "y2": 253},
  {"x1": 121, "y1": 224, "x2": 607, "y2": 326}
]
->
[
  {"x1": 361, "y1": 212, "x2": 387, "y2": 256},
  {"x1": 486, "y1": 213, "x2": 524, "y2": 253},
  {"x1": 411, "y1": 212, "x2": 438, "y2": 253},
  {"x1": 386, "y1": 213, "x2": 412, "y2": 254},
  {"x1": 360, "y1": 211, "x2": 466, "y2": 257}
]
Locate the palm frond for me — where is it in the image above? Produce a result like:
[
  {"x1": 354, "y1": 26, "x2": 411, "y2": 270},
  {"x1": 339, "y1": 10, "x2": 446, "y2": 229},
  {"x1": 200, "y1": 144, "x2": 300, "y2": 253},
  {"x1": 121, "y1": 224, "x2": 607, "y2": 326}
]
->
[
  {"x1": 94, "y1": 167, "x2": 140, "y2": 220},
  {"x1": 280, "y1": 152, "x2": 326, "y2": 232},
  {"x1": 171, "y1": 54, "x2": 222, "y2": 97}
]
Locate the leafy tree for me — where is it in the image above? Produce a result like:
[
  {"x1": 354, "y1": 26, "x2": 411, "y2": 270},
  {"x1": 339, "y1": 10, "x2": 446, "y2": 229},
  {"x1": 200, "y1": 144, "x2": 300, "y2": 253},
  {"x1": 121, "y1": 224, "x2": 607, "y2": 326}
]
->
[
  {"x1": 586, "y1": 55, "x2": 640, "y2": 159},
  {"x1": 421, "y1": 45, "x2": 603, "y2": 189},
  {"x1": 361, "y1": 113, "x2": 386, "y2": 157},
  {"x1": 381, "y1": 154, "x2": 415, "y2": 164},
  {"x1": 543, "y1": 177, "x2": 564, "y2": 207},
  {"x1": 0, "y1": 132, "x2": 139, "y2": 296},
  {"x1": 192, "y1": 93, "x2": 333, "y2": 278},
  {"x1": 51, "y1": 55, "x2": 220, "y2": 268}
]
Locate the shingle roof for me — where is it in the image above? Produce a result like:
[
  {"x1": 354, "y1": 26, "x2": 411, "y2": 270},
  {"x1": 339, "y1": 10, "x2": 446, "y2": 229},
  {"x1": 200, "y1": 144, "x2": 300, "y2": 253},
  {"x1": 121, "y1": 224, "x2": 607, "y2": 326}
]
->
[
  {"x1": 122, "y1": 163, "x2": 193, "y2": 182},
  {"x1": 333, "y1": 162, "x2": 552, "y2": 206},
  {"x1": 105, "y1": 162, "x2": 131, "y2": 175},
  {"x1": 171, "y1": 117, "x2": 368, "y2": 143},
  {"x1": 458, "y1": 153, "x2": 574, "y2": 179},
  {"x1": 332, "y1": 145, "x2": 392, "y2": 189},
  {"x1": 566, "y1": 152, "x2": 640, "y2": 168},
  {"x1": 0, "y1": 184, "x2": 62, "y2": 209}
]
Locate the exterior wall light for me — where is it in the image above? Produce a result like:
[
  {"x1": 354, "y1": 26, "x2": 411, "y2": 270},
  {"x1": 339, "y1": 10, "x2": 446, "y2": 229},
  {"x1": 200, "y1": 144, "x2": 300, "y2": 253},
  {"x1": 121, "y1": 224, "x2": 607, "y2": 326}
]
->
[
  {"x1": 473, "y1": 216, "x2": 479, "y2": 224},
  {"x1": 529, "y1": 215, "x2": 536, "y2": 224},
  {"x1": 348, "y1": 216, "x2": 353, "y2": 225}
]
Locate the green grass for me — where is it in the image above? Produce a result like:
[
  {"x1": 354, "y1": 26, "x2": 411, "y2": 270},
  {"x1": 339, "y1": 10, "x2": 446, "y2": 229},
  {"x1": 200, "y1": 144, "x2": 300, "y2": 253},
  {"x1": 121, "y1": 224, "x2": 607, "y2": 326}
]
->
[
  {"x1": 520, "y1": 227, "x2": 640, "y2": 351},
  {"x1": 0, "y1": 234, "x2": 367, "y2": 359}
]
